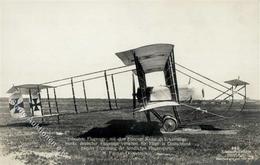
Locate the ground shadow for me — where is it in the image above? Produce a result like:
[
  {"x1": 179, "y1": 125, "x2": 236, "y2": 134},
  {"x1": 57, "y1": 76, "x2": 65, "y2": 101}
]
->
[
  {"x1": 76, "y1": 119, "x2": 162, "y2": 139},
  {"x1": 179, "y1": 124, "x2": 223, "y2": 131},
  {"x1": 0, "y1": 122, "x2": 50, "y2": 128},
  {"x1": 199, "y1": 125, "x2": 222, "y2": 130}
]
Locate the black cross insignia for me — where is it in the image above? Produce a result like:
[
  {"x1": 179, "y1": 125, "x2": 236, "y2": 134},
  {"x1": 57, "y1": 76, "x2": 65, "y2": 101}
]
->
[
  {"x1": 9, "y1": 98, "x2": 24, "y2": 113},
  {"x1": 30, "y1": 98, "x2": 41, "y2": 111}
]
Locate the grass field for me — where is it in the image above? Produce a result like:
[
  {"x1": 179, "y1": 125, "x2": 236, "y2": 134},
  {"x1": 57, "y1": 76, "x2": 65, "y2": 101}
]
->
[{"x1": 0, "y1": 97, "x2": 260, "y2": 165}]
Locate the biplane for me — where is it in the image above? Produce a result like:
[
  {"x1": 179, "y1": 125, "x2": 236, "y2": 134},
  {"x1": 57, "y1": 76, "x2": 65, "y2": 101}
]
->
[
  {"x1": 6, "y1": 43, "x2": 249, "y2": 132},
  {"x1": 116, "y1": 44, "x2": 248, "y2": 132}
]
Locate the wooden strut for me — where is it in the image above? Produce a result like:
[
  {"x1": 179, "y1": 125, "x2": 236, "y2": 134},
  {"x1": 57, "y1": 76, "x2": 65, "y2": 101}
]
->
[
  {"x1": 169, "y1": 49, "x2": 181, "y2": 124},
  {"x1": 150, "y1": 109, "x2": 163, "y2": 123},
  {"x1": 111, "y1": 74, "x2": 118, "y2": 109},
  {"x1": 170, "y1": 48, "x2": 179, "y2": 101},
  {"x1": 189, "y1": 82, "x2": 248, "y2": 125},
  {"x1": 176, "y1": 64, "x2": 245, "y2": 98},
  {"x1": 104, "y1": 71, "x2": 112, "y2": 110},
  {"x1": 28, "y1": 88, "x2": 34, "y2": 116},
  {"x1": 223, "y1": 85, "x2": 245, "y2": 101},
  {"x1": 133, "y1": 52, "x2": 147, "y2": 106},
  {"x1": 176, "y1": 69, "x2": 234, "y2": 98},
  {"x1": 71, "y1": 78, "x2": 78, "y2": 114},
  {"x1": 56, "y1": 69, "x2": 134, "y2": 88},
  {"x1": 244, "y1": 85, "x2": 246, "y2": 100},
  {"x1": 239, "y1": 84, "x2": 247, "y2": 111},
  {"x1": 42, "y1": 65, "x2": 129, "y2": 85},
  {"x1": 46, "y1": 88, "x2": 52, "y2": 115},
  {"x1": 53, "y1": 88, "x2": 60, "y2": 124},
  {"x1": 82, "y1": 81, "x2": 89, "y2": 112},
  {"x1": 37, "y1": 86, "x2": 44, "y2": 123},
  {"x1": 132, "y1": 73, "x2": 136, "y2": 118},
  {"x1": 184, "y1": 84, "x2": 248, "y2": 126},
  {"x1": 133, "y1": 51, "x2": 151, "y2": 123},
  {"x1": 212, "y1": 87, "x2": 233, "y2": 101},
  {"x1": 169, "y1": 54, "x2": 178, "y2": 102}
]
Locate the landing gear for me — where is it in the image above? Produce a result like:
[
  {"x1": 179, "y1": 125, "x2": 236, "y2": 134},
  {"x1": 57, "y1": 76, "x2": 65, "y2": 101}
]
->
[
  {"x1": 162, "y1": 115, "x2": 178, "y2": 132},
  {"x1": 148, "y1": 109, "x2": 180, "y2": 132}
]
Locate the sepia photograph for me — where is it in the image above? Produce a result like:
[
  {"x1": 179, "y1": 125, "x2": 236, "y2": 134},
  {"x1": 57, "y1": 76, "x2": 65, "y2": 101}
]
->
[{"x1": 0, "y1": 0, "x2": 259, "y2": 164}]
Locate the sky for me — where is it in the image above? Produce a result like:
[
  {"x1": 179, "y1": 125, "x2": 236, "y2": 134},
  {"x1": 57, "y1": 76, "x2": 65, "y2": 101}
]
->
[{"x1": 0, "y1": 0, "x2": 259, "y2": 99}]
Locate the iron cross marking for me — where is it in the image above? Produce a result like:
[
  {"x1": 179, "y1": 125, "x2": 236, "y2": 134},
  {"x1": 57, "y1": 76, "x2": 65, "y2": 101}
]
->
[
  {"x1": 9, "y1": 98, "x2": 24, "y2": 113},
  {"x1": 30, "y1": 98, "x2": 41, "y2": 111}
]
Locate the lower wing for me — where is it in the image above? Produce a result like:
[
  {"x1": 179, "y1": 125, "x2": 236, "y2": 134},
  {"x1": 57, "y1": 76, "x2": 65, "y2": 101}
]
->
[{"x1": 134, "y1": 101, "x2": 179, "y2": 113}]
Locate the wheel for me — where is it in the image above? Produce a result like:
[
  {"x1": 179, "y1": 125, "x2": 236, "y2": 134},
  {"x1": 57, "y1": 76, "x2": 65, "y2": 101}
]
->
[{"x1": 163, "y1": 115, "x2": 178, "y2": 132}]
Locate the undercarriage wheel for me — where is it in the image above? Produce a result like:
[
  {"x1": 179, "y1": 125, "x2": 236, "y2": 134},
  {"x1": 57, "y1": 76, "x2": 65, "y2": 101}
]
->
[{"x1": 162, "y1": 115, "x2": 178, "y2": 132}]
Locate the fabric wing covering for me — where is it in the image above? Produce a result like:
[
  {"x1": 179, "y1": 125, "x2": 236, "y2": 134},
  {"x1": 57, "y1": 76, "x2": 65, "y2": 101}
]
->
[
  {"x1": 224, "y1": 79, "x2": 249, "y2": 86},
  {"x1": 116, "y1": 44, "x2": 174, "y2": 74},
  {"x1": 9, "y1": 93, "x2": 27, "y2": 118},
  {"x1": 30, "y1": 93, "x2": 43, "y2": 117},
  {"x1": 6, "y1": 84, "x2": 53, "y2": 94}
]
